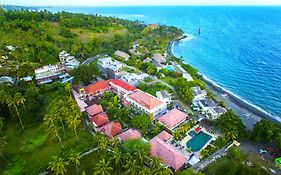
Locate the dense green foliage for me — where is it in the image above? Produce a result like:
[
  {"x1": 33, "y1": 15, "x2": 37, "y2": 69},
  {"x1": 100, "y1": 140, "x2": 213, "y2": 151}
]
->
[
  {"x1": 204, "y1": 147, "x2": 270, "y2": 175},
  {"x1": 251, "y1": 119, "x2": 281, "y2": 149},
  {"x1": 173, "y1": 77, "x2": 194, "y2": 104}
]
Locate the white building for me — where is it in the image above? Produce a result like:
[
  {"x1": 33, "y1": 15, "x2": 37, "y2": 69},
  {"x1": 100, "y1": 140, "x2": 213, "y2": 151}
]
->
[
  {"x1": 97, "y1": 57, "x2": 124, "y2": 79},
  {"x1": 125, "y1": 90, "x2": 167, "y2": 119},
  {"x1": 114, "y1": 50, "x2": 130, "y2": 61},
  {"x1": 156, "y1": 90, "x2": 172, "y2": 103},
  {"x1": 59, "y1": 51, "x2": 80, "y2": 69},
  {"x1": 34, "y1": 65, "x2": 70, "y2": 85},
  {"x1": 192, "y1": 86, "x2": 207, "y2": 100},
  {"x1": 209, "y1": 106, "x2": 227, "y2": 119}
]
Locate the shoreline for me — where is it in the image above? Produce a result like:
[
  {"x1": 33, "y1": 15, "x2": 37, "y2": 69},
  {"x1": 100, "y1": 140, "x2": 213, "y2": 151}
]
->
[{"x1": 169, "y1": 36, "x2": 281, "y2": 129}]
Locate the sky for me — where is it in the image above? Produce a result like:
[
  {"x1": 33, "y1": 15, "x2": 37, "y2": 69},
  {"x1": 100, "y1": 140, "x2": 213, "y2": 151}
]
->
[{"x1": 1, "y1": 0, "x2": 281, "y2": 6}]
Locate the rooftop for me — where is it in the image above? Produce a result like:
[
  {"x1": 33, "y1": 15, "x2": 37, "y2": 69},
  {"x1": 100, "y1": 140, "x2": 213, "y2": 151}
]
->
[
  {"x1": 84, "y1": 80, "x2": 110, "y2": 95},
  {"x1": 150, "y1": 132, "x2": 188, "y2": 171},
  {"x1": 118, "y1": 129, "x2": 142, "y2": 141},
  {"x1": 157, "y1": 108, "x2": 188, "y2": 129},
  {"x1": 99, "y1": 122, "x2": 122, "y2": 138},
  {"x1": 128, "y1": 90, "x2": 164, "y2": 110},
  {"x1": 114, "y1": 50, "x2": 130, "y2": 60},
  {"x1": 85, "y1": 104, "x2": 103, "y2": 116},
  {"x1": 199, "y1": 99, "x2": 217, "y2": 108},
  {"x1": 156, "y1": 131, "x2": 173, "y2": 142},
  {"x1": 90, "y1": 113, "x2": 109, "y2": 128},
  {"x1": 110, "y1": 79, "x2": 137, "y2": 92},
  {"x1": 153, "y1": 53, "x2": 166, "y2": 63}
]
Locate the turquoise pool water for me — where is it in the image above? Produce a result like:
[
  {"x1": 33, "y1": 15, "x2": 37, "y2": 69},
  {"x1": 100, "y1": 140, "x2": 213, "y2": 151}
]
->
[
  {"x1": 186, "y1": 132, "x2": 212, "y2": 152},
  {"x1": 166, "y1": 65, "x2": 174, "y2": 71},
  {"x1": 188, "y1": 131, "x2": 196, "y2": 137}
]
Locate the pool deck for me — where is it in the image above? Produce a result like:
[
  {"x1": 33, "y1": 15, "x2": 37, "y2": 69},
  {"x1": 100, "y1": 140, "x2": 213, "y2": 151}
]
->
[{"x1": 179, "y1": 126, "x2": 219, "y2": 157}]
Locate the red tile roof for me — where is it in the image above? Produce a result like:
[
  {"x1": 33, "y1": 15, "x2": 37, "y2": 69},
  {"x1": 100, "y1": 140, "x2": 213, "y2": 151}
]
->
[
  {"x1": 118, "y1": 129, "x2": 142, "y2": 141},
  {"x1": 150, "y1": 134, "x2": 188, "y2": 171},
  {"x1": 84, "y1": 80, "x2": 110, "y2": 96},
  {"x1": 99, "y1": 122, "x2": 122, "y2": 138},
  {"x1": 128, "y1": 90, "x2": 164, "y2": 110},
  {"x1": 85, "y1": 104, "x2": 103, "y2": 116},
  {"x1": 156, "y1": 131, "x2": 173, "y2": 142},
  {"x1": 110, "y1": 79, "x2": 136, "y2": 92},
  {"x1": 157, "y1": 108, "x2": 188, "y2": 129},
  {"x1": 90, "y1": 113, "x2": 109, "y2": 128}
]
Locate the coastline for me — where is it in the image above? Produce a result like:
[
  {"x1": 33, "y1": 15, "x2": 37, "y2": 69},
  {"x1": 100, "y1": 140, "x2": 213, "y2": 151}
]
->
[{"x1": 169, "y1": 37, "x2": 281, "y2": 130}]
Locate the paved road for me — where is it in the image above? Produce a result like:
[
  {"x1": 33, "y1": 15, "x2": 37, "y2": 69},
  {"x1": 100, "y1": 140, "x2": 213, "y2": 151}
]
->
[{"x1": 82, "y1": 53, "x2": 108, "y2": 65}]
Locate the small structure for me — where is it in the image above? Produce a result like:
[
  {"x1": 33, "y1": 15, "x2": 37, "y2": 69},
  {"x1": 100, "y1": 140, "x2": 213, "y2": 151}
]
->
[
  {"x1": 83, "y1": 80, "x2": 111, "y2": 100},
  {"x1": 188, "y1": 155, "x2": 200, "y2": 166},
  {"x1": 143, "y1": 57, "x2": 152, "y2": 63},
  {"x1": 99, "y1": 122, "x2": 122, "y2": 138},
  {"x1": 126, "y1": 90, "x2": 167, "y2": 119},
  {"x1": 120, "y1": 73, "x2": 139, "y2": 87},
  {"x1": 0, "y1": 76, "x2": 15, "y2": 84},
  {"x1": 156, "y1": 90, "x2": 172, "y2": 103},
  {"x1": 209, "y1": 106, "x2": 227, "y2": 119},
  {"x1": 150, "y1": 131, "x2": 188, "y2": 171},
  {"x1": 20, "y1": 76, "x2": 33, "y2": 83},
  {"x1": 118, "y1": 129, "x2": 142, "y2": 141},
  {"x1": 153, "y1": 60, "x2": 164, "y2": 71},
  {"x1": 59, "y1": 51, "x2": 80, "y2": 69},
  {"x1": 85, "y1": 104, "x2": 103, "y2": 117},
  {"x1": 90, "y1": 113, "x2": 109, "y2": 128},
  {"x1": 194, "y1": 126, "x2": 202, "y2": 134},
  {"x1": 192, "y1": 86, "x2": 207, "y2": 100},
  {"x1": 198, "y1": 99, "x2": 217, "y2": 112},
  {"x1": 157, "y1": 108, "x2": 188, "y2": 130},
  {"x1": 114, "y1": 50, "x2": 130, "y2": 61},
  {"x1": 153, "y1": 53, "x2": 166, "y2": 64}
]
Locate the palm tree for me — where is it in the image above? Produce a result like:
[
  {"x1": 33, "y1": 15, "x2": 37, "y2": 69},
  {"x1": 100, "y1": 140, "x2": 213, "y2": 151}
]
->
[
  {"x1": 48, "y1": 156, "x2": 68, "y2": 175},
  {"x1": 69, "y1": 151, "x2": 81, "y2": 175},
  {"x1": 0, "y1": 117, "x2": 4, "y2": 136},
  {"x1": 44, "y1": 115, "x2": 64, "y2": 148},
  {"x1": 109, "y1": 137, "x2": 120, "y2": 149},
  {"x1": 123, "y1": 158, "x2": 141, "y2": 175},
  {"x1": 96, "y1": 134, "x2": 108, "y2": 152},
  {"x1": 93, "y1": 159, "x2": 113, "y2": 175},
  {"x1": 64, "y1": 83, "x2": 72, "y2": 97},
  {"x1": 66, "y1": 115, "x2": 81, "y2": 143},
  {"x1": 15, "y1": 92, "x2": 26, "y2": 110},
  {"x1": 0, "y1": 136, "x2": 7, "y2": 157},
  {"x1": 225, "y1": 130, "x2": 238, "y2": 141},
  {"x1": 109, "y1": 148, "x2": 122, "y2": 171},
  {"x1": 7, "y1": 95, "x2": 24, "y2": 130}
]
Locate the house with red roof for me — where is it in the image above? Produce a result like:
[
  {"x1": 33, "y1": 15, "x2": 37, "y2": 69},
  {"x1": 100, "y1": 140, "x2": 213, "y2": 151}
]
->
[
  {"x1": 90, "y1": 113, "x2": 109, "y2": 128},
  {"x1": 118, "y1": 129, "x2": 142, "y2": 142},
  {"x1": 150, "y1": 131, "x2": 188, "y2": 171},
  {"x1": 85, "y1": 104, "x2": 103, "y2": 117},
  {"x1": 109, "y1": 79, "x2": 136, "y2": 97},
  {"x1": 99, "y1": 122, "x2": 122, "y2": 138},
  {"x1": 157, "y1": 108, "x2": 189, "y2": 130},
  {"x1": 83, "y1": 80, "x2": 110, "y2": 100},
  {"x1": 126, "y1": 90, "x2": 167, "y2": 119}
]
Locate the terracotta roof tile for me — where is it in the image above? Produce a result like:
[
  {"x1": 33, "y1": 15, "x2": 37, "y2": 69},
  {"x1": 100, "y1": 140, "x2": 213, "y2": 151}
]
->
[
  {"x1": 158, "y1": 108, "x2": 188, "y2": 129},
  {"x1": 128, "y1": 90, "x2": 164, "y2": 110},
  {"x1": 110, "y1": 79, "x2": 136, "y2": 91},
  {"x1": 118, "y1": 129, "x2": 142, "y2": 141},
  {"x1": 85, "y1": 104, "x2": 103, "y2": 116},
  {"x1": 84, "y1": 80, "x2": 110, "y2": 96},
  {"x1": 90, "y1": 113, "x2": 109, "y2": 128},
  {"x1": 156, "y1": 131, "x2": 173, "y2": 142},
  {"x1": 99, "y1": 122, "x2": 122, "y2": 138}
]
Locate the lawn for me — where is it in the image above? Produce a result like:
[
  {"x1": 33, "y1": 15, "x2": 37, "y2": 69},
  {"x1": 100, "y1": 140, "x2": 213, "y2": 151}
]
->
[
  {"x1": 138, "y1": 83, "x2": 172, "y2": 96},
  {"x1": 160, "y1": 76, "x2": 176, "y2": 86}
]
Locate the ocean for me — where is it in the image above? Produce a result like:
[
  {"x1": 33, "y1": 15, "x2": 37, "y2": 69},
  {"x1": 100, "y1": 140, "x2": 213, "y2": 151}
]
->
[{"x1": 42, "y1": 6, "x2": 281, "y2": 119}]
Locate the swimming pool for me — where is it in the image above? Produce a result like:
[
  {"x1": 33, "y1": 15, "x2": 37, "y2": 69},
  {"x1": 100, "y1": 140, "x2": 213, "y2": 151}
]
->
[
  {"x1": 186, "y1": 132, "x2": 212, "y2": 152},
  {"x1": 188, "y1": 131, "x2": 196, "y2": 137},
  {"x1": 166, "y1": 65, "x2": 174, "y2": 71}
]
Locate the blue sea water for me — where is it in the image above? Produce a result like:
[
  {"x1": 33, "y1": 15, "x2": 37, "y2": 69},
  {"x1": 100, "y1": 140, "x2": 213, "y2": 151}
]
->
[{"x1": 43, "y1": 6, "x2": 281, "y2": 118}]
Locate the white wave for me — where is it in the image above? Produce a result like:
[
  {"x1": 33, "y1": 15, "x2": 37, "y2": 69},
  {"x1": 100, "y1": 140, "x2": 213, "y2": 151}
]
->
[{"x1": 182, "y1": 33, "x2": 195, "y2": 42}]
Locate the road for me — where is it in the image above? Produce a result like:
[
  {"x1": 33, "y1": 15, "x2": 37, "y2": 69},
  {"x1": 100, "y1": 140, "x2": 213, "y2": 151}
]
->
[{"x1": 82, "y1": 53, "x2": 108, "y2": 65}]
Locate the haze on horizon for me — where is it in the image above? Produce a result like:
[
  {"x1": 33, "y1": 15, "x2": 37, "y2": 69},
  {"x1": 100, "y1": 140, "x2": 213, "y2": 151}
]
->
[{"x1": 1, "y1": 0, "x2": 281, "y2": 6}]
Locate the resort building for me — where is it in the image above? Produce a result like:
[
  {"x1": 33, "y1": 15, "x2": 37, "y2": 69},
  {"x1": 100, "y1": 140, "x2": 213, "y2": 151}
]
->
[
  {"x1": 153, "y1": 53, "x2": 166, "y2": 63},
  {"x1": 99, "y1": 122, "x2": 122, "y2": 138},
  {"x1": 83, "y1": 80, "x2": 111, "y2": 100},
  {"x1": 34, "y1": 65, "x2": 70, "y2": 85},
  {"x1": 153, "y1": 60, "x2": 164, "y2": 71},
  {"x1": 198, "y1": 99, "x2": 217, "y2": 112},
  {"x1": 97, "y1": 57, "x2": 124, "y2": 79},
  {"x1": 192, "y1": 86, "x2": 207, "y2": 100},
  {"x1": 150, "y1": 131, "x2": 188, "y2": 171},
  {"x1": 85, "y1": 104, "x2": 103, "y2": 118},
  {"x1": 119, "y1": 73, "x2": 139, "y2": 87},
  {"x1": 156, "y1": 90, "x2": 172, "y2": 103},
  {"x1": 114, "y1": 50, "x2": 130, "y2": 61},
  {"x1": 209, "y1": 106, "x2": 227, "y2": 119},
  {"x1": 126, "y1": 90, "x2": 167, "y2": 119},
  {"x1": 59, "y1": 51, "x2": 80, "y2": 69},
  {"x1": 90, "y1": 113, "x2": 109, "y2": 128},
  {"x1": 157, "y1": 108, "x2": 189, "y2": 130},
  {"x1": 118, "y1": 128, "x2": 142, "y2": 142},
  {"x1": 143, "y1": 57, "x2": 152, "y2": 63},
  {"x1": 109, "y1": 79, "x2": 137, "y2": 97}
]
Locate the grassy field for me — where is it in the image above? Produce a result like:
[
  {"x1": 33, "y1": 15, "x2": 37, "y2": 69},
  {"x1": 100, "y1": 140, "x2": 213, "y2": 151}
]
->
[{"x1": 1, "y1": 119, "x2": 96, "y2": 174}]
